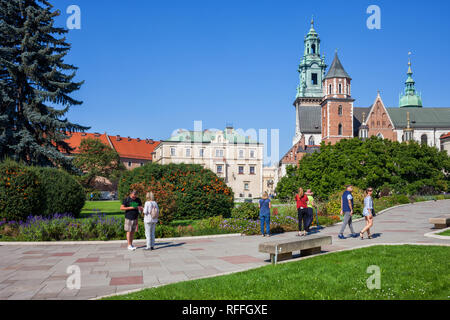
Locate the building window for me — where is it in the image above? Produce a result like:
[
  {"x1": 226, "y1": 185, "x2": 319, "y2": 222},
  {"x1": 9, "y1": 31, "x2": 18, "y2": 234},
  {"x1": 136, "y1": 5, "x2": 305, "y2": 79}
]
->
[
  {"x1": 216, "y1": 165, "x2": 223, "y2": 174},
  {"x1": 140, "y1": 163, "x2": 144, "y2": 167},
  {"x1": 421, "y1": 134, "x2": 428, "y2": 145},
  {"x1": 338, "y1": 124, "x2": 343, "y2": 136},
  {"x1": 329, "y1": 84, "x2": 332, "y2": 94},
  {"x1": 199, "y1": 149, "x2": 204, "y2": 157},
  {"x1": 244, "y1": 183, "x2": 249, "y2": 191},
  {"x1": 311, "y1": 44, "x2": 316, "y2": 54},
  {"x1": 311, "y1": 73, "x2": 318, "y2": 85},
  {"x1": 248, "y1": 193, "x2": 252, "y2": 198},
  {"x1": 308, "y1": 136, "x2": 315, "y2": 146},
  {"x1": 185, "y1": 148, "x2": 191, "y2": 157},
  {"x1": 170, "y1": 148, "x2": 176, "y2": 157},
  {"x1": 128, "y1": 162, "x2": 132, "y2": 167},
  {"x1": 215, "y1": 149, "x2": 224, "y2": 157},
  {"x1": 238, "y1": 166, "x2": 244, "y2": 175},
  {"x1": 338, "y1": 105, "x2": 343, "y2": 116},
  {"x1": 250, "y1": 149, "x2": 255, "y2": 158},
  {"x1": 338, "y1": 83, "x2": 342, "y2": 94},
  {"x1": 249, "y1": 166, "x2": 255, "y2": 175},
  {"x1": 377, "y1": 133, "x2": 384, "y2": 139},
  {"x1": 239, "y1": 149, "x2": 244, "y2": 159}
]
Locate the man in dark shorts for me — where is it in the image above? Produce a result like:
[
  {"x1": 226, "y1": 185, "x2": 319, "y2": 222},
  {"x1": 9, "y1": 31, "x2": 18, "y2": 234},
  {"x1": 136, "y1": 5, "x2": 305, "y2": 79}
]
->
[{"x1": 120, "y1": 190, "x2": 143, "y2": 251}]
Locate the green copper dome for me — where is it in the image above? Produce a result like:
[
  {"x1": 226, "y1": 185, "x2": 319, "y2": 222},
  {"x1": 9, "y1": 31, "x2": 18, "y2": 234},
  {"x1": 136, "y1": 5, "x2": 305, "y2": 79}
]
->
[{"x1": 399, "y1": 55, "x2": 422, "y2": 108}]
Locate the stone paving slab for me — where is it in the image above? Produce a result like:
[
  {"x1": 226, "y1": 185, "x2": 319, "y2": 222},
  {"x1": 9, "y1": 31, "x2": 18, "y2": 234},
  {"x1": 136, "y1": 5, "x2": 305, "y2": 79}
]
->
[{"x1": 0, "y1": 199, "x2": 449, "y2": 300}]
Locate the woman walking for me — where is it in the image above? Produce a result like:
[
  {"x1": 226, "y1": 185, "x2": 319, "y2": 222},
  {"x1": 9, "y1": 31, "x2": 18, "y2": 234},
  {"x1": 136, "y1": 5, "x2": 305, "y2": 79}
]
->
[
  {"x1": 360, "y1": 188, "x2": 374, "y2": 239},
  {"x1": 305, "y1": 189, "x2": 316, "y2": 232},
  {"x1": 295, "y1": 188, "x2": 309, "y2": 236},
  {"x1": 143, "y1": 192, "x2": 159, "y2": 250},
  {"x1": 259, "y1": 192, "x2": 272, "y2": 237}
]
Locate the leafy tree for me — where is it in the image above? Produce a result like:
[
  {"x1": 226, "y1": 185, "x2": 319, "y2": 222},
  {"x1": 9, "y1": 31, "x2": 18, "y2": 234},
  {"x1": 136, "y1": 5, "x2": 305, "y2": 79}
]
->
[
  {"x1": 0, "y1": 0, "x2": 87, "y2": 170},
  {"x1": 73, "y1": 138, "x2": 125, "y2": 189},
  {"x1": 276, "y1": 137, "x2": 450, "y2": 200}
]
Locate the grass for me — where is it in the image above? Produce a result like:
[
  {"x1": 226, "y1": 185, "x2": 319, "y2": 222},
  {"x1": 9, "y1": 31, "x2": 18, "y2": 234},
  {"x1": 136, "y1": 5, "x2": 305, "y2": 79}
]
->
[
  {"x1": 437, "y1": 229, "x2": 450, "y2": 236},
  {"x1": 79, "y1": 200, "x2": 122, "y2": 219},
  {"x1": 104, "y1": 245, "x2": 450, "y2": 300}
]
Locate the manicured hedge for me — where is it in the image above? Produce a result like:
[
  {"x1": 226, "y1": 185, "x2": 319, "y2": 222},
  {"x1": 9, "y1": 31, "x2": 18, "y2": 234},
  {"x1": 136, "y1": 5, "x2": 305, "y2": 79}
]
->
[
  {"x1": 118, "y1": 163, "x2": 234, "y2": 221},
  {"x1": 0, "y1": 160, "x2": 85, "y2": 221},
  {"x1": 33, "y1": 167, "x2": 85, "y2": 218},
  {"x1": 0, "y1": 160, "x2": 43, "y2": 221}
]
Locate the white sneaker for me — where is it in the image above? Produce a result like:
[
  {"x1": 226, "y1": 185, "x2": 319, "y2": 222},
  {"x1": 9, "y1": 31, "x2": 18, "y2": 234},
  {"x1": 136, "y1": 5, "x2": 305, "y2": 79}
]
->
[{"x1": 127, "y1": 245, "x2": 136, "y2": 251}]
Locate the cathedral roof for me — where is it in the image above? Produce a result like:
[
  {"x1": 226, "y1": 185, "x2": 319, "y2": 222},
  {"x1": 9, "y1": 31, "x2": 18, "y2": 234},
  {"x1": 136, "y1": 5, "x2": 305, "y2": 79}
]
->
[
  {"x1": 324, "y1": 52, "x2": 351, "y2": 80},
  {"x1": 387, "y1": 107, "x2": 450, "y2": 128}
]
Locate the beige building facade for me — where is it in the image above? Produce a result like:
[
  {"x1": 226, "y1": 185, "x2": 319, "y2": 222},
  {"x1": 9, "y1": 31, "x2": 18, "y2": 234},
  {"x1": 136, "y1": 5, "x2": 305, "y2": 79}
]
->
[{"x1": 153, "y1": 127, "x2": 264, "y2": 200}]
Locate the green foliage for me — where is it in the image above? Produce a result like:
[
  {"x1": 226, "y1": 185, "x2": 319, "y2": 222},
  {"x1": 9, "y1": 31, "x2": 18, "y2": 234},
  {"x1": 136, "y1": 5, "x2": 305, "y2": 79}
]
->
[
  {"x1": 73, "y1": 138, "x2": 125, "y2": 188},
  {"x1": 0, "y1": 160, "x2": 85, "y2": 221},
  {"x1": 324, "y1": 187, "x2": 365, "y2": 216},
  {"x1": 231, "y1": 202, "x2": 260, "y2": 220},
  {"x1": 32, "y1": 167, "x2": 85, "y2": 218},
  {"x1": 0, "y1": 0, "x2": 88, "y2": 170},
  {"x1": 0, "y1": 160, "x2": 43, "y2": 221},
  {"x1": 119, "y1": 163, "x2": 234, "y2": 220},
  {"x1": 275, "y1": 137, "x2": 450, "y2": 200}
]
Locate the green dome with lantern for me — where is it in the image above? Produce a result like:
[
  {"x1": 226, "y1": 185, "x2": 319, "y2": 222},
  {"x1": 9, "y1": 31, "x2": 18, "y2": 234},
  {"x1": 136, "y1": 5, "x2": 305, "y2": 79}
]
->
[{"x1": 399, "y1": 53, "x2": 423, "y2": 108}]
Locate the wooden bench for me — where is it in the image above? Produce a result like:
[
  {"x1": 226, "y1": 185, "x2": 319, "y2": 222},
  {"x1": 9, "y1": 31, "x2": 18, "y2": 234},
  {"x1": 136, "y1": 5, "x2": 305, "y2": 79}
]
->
[
  {"x1": 429, "y1": 215, "x2": 450, "y2": 229},
  {"x1": 259, "y1": 235, "x2": 332, "y2": 264}
]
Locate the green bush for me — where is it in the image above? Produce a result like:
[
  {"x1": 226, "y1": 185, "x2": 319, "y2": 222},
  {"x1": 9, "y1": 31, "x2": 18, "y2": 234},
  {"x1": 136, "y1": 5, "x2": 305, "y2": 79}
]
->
[
  {"x1": 324, "y1": 186, "x2": 365, "y2": 216},
  {"x1": 0, "y1": 160, "x2": 43, "y2": 221},
  {"x1": 231, "y1": 202, "x2": 260, "y2": 220},
  {"x1": 32, "y1": 167, "x2": 85, "y2": 218},
  {"x1": 118, "y1": 163, "x2": 234, "y2": 220}
]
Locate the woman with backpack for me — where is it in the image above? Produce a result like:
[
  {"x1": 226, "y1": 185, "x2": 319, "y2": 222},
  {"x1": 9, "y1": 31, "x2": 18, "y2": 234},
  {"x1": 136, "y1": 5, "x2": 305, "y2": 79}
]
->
[
  {"x1": 259, "y1": 192, "x2": 272, "y2": 237},
  {"x1": 143, "y1": 192, "x2": 159, "y2": 250},
  {"x1": 295, "y1": 187, "x2": 309, "y2": 236}
]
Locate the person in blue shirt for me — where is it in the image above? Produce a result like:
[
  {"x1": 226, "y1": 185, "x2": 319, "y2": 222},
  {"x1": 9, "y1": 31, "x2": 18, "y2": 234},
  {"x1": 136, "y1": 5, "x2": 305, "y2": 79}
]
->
[
  {"x1": 259, "y1": 192, "x2": 272, "y2": 237},
  {"x1": 338, "y1": 185, "x2": 358, "y2": 239}
]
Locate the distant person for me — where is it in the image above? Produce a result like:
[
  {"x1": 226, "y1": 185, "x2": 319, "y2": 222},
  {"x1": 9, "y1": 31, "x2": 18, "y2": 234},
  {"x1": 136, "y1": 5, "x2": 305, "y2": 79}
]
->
[
  {"x1": 360, "y1": 188, "x2": 374, "y2": 239},
  {"x1": 259, "y1": 192, "x2": 272, "y2": 237},
  {"x1": 295, "y1": 187, "x2": 309, "y2": 236},
  {"x1": 143, "y1": 192, "x2": 159, "y2": 250},
  {"x1": 120, "y1": 190, "x2": 143, "y2": 251},
  {"x1": 338, "y1": 185, "x2": 357, "y2": 239},
  {"x1": 305, "y1": 189, "x2": 316, "y2": 232},
  {"x1": 90, "y1": 192, "x2": 94, "y2": 201}
]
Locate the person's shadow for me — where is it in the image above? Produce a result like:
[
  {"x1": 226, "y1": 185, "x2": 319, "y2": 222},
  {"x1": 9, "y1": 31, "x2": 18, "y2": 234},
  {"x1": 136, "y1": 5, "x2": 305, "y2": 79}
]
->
[{"x1": 137, "y1": 241, "x2": 186, "y2": 250}]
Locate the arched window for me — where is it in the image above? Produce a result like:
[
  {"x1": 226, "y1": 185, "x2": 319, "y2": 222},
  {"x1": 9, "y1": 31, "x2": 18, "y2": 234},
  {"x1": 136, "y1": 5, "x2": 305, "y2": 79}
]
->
[
  {"x1": 329, "y1": 84, "x2": 332, "y2": 95},
  {"x1": 338, "y1": 124, "x2": 343, "y2": 136},
  {"x1": 377, "y1": 133, "x2": 384, "y2": 139},
  {"x1": 311, "y1": 44, "x2": 316, "y2": 54},
  {"x1": 338, "y1": 83, "x2": 342, "y2": 94},
  {"x1": 308, "y1": 136, "x2": 315, "y2": 146},
  {"x1": 338, "y1": 105, "x2": 343, "y2": 116},
  {"x1": 421, "y1": 134, "x2": 428, "y2": 145}
]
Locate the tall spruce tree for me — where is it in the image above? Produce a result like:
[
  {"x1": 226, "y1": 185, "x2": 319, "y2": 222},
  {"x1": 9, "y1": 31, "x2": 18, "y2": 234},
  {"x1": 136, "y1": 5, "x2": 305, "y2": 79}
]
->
[{"x1": 0, "y1": 0, "x2": 88, "y2": 170}]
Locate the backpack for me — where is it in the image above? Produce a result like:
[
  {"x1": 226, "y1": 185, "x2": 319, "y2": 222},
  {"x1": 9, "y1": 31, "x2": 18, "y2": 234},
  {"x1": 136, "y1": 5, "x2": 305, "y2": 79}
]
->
[{"x1": 150, "y1": 202, "x2": 159, "y2": 220}]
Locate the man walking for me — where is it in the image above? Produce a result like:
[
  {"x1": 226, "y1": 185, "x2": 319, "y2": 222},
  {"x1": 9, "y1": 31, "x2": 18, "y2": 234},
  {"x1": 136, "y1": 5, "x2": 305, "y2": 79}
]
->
[
  {"x1": 120, "y1": 190, "x2": 143, "y2": 251},
  {"x1": 338, "y1": 185, "x2": 357, "y2": 239}
]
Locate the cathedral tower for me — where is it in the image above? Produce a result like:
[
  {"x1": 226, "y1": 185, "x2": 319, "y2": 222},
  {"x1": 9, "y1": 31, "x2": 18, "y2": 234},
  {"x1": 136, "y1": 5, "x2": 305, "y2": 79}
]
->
[
  {"x1": 321, "y1": 52, "x2": 354, "y2": 144},
  {"x1": 292, "y1": 18, "x2": 327, "y2": 145}
]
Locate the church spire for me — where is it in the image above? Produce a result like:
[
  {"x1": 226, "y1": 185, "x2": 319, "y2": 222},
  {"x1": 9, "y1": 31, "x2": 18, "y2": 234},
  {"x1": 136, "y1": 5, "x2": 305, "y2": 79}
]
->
[{"x1": 399, "y1": 52, "x2": 423, "y2": 108}]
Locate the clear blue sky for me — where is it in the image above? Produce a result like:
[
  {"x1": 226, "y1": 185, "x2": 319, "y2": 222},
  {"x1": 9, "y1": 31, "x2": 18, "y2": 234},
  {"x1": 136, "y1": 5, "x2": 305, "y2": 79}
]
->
[{"x1": 54, "y1": 0, "x2": 450, "y2": 165}]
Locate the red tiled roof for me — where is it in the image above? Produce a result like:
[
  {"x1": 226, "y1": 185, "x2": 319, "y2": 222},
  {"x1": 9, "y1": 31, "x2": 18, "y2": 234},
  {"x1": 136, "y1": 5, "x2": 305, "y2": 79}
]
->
[
  {"x1": 440, "y1": 132, "x2": 450, "y2": 140},
  {"x1": 108, "y1": 136, "x2": 160, "y2": 160},
  {"x1": 63, "y1": 132, "x2": 160, "y2": 161}
]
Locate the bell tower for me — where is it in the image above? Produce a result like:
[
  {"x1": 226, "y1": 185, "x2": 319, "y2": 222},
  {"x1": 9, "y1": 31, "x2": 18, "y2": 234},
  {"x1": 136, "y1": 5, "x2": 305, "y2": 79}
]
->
[
  {"x1": 292, "y1": 18, "x2": 327, "y2": 145},
  {"x1": 321, "y1": 51, "x2": 354, "y2": 144}
]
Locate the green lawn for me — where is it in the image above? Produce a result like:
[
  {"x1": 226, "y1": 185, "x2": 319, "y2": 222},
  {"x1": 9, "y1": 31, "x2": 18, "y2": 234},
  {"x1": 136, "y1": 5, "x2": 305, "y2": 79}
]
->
[
  {"x1": 105, "y1": 245, "x2": 450, "y2": 300},
  {"x1": 79, "y1": 200, "x2": 122, "y2": 219},
  {"x1": 438, "y1": 229, "x2": 450, "y2": 236}
]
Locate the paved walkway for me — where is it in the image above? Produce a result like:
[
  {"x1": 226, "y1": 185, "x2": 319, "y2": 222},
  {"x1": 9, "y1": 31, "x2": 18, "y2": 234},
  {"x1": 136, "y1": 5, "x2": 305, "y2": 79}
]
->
[{"x1": 0, "y1": 200, "x2": 449, "y2": 300}]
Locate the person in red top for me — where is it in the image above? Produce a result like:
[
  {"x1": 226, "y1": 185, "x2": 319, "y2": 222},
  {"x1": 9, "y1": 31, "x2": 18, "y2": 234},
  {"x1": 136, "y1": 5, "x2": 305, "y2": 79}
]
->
[{"x1": 295, "y1": 187, "x2": 309, "y2": 236}]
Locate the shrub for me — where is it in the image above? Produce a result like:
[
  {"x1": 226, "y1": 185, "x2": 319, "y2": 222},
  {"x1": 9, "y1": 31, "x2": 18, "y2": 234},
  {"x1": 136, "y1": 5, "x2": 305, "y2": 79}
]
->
[
  {"x1": 129, "y1": 179, "x2": 177, "y2": 224},
  {"x1": 32, "y1": 167, "x2": 85, "y2": 218},
  {"x1": 118, "y1": 163, "x2": 234, "y2": 220},
  {"x1": 324, "y1": 186, "x2": 365, "y2": 216},
  {"x1": 231, "y1": 202, "x2": 260, "y2": 220},
  {"x1": 0, "y1": 160, "x2": 43, "y2": 221}
]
